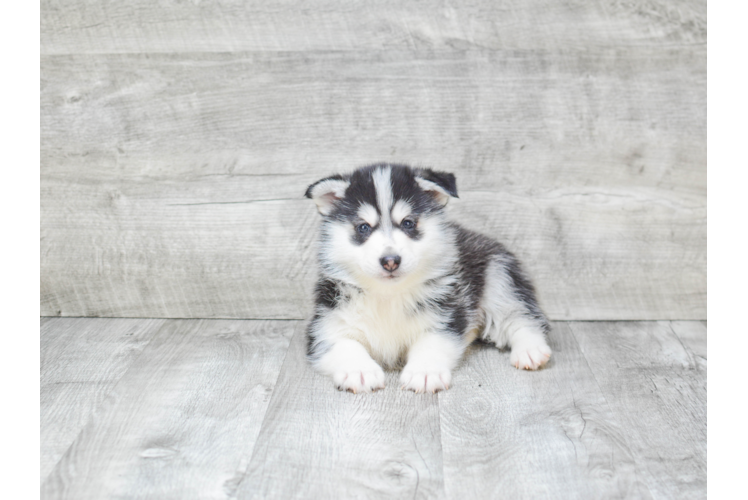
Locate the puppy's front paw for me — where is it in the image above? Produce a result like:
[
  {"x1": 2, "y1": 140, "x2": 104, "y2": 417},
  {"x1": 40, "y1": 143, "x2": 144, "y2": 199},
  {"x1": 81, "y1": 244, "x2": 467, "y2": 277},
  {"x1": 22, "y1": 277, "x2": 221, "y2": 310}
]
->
[
  {"x1": 332, "y1": 364, "x2": 385, "y2": 394},
  {"x1": 400, "y1": 368, "x2": 452, "y2": 393},
  {"x1": 510, "y1": 341, "x2": 552, "y2": 370}
]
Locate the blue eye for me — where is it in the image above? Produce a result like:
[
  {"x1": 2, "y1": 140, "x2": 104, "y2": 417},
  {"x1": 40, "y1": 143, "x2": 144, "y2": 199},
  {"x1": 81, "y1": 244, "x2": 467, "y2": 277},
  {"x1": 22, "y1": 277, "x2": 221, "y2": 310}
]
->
[
  {"x1": 401, "y1": 219, "x2": 415, "y2": 229},
  {"x1": 356, "y1": 223, "x2": 371, "y2": 235}
]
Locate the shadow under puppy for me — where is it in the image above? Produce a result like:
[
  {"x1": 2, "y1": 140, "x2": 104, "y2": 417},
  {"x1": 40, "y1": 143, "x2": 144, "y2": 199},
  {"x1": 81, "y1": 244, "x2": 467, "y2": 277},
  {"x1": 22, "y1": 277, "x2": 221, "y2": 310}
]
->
[{"x1": 305, "y1": 163, "x2": 551, "y2": 393}]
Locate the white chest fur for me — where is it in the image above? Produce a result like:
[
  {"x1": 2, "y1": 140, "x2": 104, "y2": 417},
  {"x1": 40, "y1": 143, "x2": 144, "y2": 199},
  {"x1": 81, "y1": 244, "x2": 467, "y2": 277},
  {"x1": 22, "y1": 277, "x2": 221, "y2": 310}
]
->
[{"x1": 321, "y1": 288, "x2": 440, "y2": 368}]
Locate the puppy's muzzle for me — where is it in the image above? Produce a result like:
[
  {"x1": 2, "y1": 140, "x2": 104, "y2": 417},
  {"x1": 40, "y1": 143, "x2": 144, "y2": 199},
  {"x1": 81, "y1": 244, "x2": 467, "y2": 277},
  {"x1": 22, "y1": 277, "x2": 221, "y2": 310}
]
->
[{"x1": 380, "y1": 254, "x2": 401, "y2": 272}]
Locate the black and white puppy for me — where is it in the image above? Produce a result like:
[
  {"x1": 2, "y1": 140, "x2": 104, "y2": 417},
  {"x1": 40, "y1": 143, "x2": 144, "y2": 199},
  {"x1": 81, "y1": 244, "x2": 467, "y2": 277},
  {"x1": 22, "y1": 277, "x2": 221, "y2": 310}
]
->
[{"x1": 305, "y1": 163, "x2": 551, "y2": 393}]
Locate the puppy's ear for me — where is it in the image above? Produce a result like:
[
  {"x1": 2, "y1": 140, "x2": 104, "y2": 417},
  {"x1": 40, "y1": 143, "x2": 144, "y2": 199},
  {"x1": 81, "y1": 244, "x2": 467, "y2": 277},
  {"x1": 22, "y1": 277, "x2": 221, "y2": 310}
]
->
[
  {"x1": 415, "y1": 168, "x2": 458, "y2": 206},
  {"x1": 305, "y1": 175, "x2": 350, "y2": 215}
]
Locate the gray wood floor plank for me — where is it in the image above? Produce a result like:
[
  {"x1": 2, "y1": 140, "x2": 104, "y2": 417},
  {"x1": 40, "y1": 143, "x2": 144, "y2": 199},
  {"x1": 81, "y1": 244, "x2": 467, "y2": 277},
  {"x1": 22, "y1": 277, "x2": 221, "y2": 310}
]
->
[
  {"x1": 40, "y1": 317, "x2": 164, "y2": 481},
  {"x1": 237, "y1": 328, "x2": 444, "y2": 499},
  {"x1": 41, "y1": 0, "x2": 706, "y2": 55},
  {"x1": 439, "y1": 322, "x2": 651, "y2": 499},
  {"x1": 568, "y1": 321, "x2": 707, "y2": 499},
  {"x1": 670, "y1": 320, "x2": 707, "y2": 366},
  {"x1": 41, "y1": 319, "x2": 297, "y2": 500},
  {"x1": 41, "y1": 49, "x2": 705, "y2": 320},
  {"x1": 40, "y1": 320, "x2": 707, "y2": 497}
]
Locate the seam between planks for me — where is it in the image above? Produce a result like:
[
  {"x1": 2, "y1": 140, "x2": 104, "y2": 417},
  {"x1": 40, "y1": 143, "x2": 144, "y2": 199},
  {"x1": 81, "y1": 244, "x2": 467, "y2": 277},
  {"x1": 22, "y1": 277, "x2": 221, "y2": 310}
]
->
[{"x1": 230, "y1": 321, "x2": 302, "y2": 495}]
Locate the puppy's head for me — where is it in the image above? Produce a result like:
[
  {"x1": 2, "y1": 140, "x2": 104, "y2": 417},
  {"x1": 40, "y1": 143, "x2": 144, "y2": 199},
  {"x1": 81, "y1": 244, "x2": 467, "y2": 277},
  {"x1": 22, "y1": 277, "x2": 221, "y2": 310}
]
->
[{"x1": 306, "y1": 164, "x2": 458, "y2": 288}]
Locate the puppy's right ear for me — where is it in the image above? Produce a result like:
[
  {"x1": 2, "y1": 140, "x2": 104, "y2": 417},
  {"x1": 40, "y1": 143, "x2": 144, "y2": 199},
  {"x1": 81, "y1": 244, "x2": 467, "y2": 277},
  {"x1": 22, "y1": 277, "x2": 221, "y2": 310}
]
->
[{"x1": 305, "y1": 175, "x2": 350, "y2": 215}]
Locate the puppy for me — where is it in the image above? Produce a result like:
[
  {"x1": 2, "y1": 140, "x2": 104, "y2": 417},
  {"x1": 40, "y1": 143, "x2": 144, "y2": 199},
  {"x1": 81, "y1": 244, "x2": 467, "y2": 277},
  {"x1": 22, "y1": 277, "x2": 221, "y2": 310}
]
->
[{"x1": 304, "y1": 164, "x2": 551, "y2": 393}]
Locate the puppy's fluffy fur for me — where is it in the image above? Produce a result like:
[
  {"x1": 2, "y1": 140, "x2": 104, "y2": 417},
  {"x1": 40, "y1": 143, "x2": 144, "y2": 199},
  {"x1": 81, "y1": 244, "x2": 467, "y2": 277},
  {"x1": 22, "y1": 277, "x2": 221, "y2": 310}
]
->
[{"x1": 305, "y1": 164, "x2": 551, "y2": 393}]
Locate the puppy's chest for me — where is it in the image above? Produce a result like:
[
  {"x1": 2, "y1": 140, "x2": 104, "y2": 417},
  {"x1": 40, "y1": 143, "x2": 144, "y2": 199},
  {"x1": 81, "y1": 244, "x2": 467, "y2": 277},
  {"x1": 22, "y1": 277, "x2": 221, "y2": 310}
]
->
[{"x1": 338, "y1": 291, "x2": 438, "y2": 364}]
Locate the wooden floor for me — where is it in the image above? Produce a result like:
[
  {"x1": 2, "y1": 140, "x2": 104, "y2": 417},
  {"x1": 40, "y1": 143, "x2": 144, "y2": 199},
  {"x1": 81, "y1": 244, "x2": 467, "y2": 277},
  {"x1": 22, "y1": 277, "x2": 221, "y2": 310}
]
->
[{"x1": 40, "y1": 318, "x2": 706, "y2": 499}]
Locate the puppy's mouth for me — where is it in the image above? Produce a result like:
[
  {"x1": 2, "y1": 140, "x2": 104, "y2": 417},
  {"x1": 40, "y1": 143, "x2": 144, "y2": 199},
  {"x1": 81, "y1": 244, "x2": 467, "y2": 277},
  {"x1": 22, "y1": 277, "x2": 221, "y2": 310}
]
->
[{"x1": 379, "y1": 272, "x2": 402, "y2": 280}]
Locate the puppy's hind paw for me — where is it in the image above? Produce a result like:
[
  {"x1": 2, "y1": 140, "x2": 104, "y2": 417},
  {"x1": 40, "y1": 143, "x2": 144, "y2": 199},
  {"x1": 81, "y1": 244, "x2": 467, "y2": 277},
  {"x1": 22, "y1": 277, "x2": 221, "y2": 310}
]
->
[{"x1": 510, "y1": 342, "x2": 552, "y2": 370}]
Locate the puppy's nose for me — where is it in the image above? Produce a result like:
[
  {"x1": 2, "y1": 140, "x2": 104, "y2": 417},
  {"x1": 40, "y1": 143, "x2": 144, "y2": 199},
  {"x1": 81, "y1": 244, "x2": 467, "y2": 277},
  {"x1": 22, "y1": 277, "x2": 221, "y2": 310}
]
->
[{"x1": 380, "y1": 254, "x2": 401, "y2": 272}]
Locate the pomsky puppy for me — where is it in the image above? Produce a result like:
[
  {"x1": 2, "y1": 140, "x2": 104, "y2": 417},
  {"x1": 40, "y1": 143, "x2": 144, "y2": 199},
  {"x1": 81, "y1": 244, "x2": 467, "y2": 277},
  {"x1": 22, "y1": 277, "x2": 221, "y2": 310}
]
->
[{"x1": 304, "y1": 163, "x2": 551, "y2": 393}]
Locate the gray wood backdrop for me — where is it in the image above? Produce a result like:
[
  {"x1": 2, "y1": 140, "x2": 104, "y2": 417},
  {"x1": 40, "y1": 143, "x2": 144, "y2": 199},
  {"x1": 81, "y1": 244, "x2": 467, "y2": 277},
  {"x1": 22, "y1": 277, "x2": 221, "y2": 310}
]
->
[{"x1": 41, "y1": 0, "x2": 706, "y2": 320}]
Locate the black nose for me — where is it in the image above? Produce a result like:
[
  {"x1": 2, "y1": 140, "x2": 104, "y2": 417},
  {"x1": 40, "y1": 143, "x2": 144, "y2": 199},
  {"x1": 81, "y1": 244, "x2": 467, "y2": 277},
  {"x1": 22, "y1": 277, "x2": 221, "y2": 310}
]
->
[{"x1": 380, "y1": 254, "x2": 401, "y2": 272}]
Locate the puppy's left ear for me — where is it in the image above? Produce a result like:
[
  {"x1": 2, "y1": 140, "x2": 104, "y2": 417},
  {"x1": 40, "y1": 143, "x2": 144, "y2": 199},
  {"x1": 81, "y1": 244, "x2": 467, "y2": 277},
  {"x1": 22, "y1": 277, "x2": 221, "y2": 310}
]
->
[
  {"x1": 305, "y1": 174, "x2": 350, "y2": 215},
  {"x1": 415, "y1": 168, "x2": 458, "y2": 206}
]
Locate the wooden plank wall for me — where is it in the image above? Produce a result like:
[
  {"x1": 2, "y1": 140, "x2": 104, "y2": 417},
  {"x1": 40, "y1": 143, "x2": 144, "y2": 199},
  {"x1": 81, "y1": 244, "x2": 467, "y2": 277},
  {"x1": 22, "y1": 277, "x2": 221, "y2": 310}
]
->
[{"x1": 40, "y1": 1, "x2": 707, "y2": 320}]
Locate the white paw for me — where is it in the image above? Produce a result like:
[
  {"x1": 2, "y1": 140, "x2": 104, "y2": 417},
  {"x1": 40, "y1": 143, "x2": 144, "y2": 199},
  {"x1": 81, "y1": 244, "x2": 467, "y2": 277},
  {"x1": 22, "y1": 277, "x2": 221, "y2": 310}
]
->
[
  {"x1": 510, "y1": 341, "x2": 552, "y2": 370},
  {"x1": 332, "y1": 364, "x2": 385, "y2": 394},
  {"x1": 400, "y1": 368, "x2": 452, "y2": 393}
]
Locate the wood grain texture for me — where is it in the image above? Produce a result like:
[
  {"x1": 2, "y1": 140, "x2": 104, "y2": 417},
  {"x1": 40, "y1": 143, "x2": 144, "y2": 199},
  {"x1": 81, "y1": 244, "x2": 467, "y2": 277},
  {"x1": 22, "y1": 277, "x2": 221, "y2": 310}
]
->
[
  {"x1": 237, "y1": 327, "x2": 444, "y2": 499},
  {"x1": 439, "y1": 322, "x2": 651, "y2": 499},
  {"x1": 41, "y1": 0, "x2": 706, "y2": 55},
  {"x1": 40, "y1": 178, "x2": 315, "y2": 319},
  {"x1": 40, "y1": 48, "x2": 706, "y2": 320},
  {"x1": 568, "y1": 321, "x2": 707, "y2": 499},
  {"x1": 670, "y1": 320, "x2": 707, "y2": 366},
  {"x1": 41, "y1": 319, "x2": 297, "y2": 499},
  {"x1": 40, "y1": 319, "x2": 707, "y2": 498},
  {"x1": 40, "y1": 317, "x2": 164, "y2": 480}
]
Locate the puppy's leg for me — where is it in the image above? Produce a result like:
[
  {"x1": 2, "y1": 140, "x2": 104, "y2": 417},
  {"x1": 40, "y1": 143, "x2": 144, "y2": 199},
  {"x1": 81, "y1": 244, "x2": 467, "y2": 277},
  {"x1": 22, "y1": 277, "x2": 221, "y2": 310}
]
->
[
  {"x1": 481, "y1": 257, "x2": 552, "y2": 370},
  {"x1": 400, "y1": 332, "x2": 465, "y2": 393},
  {"x1": 484, "y1": 315, "x2": 551, "y2": 370},
  {"x1": 313, "y1": 338, "x2": 386, "y2": 393},
  {"x1": 506, "y1": 320, "x2": 552, "y2": 370}
]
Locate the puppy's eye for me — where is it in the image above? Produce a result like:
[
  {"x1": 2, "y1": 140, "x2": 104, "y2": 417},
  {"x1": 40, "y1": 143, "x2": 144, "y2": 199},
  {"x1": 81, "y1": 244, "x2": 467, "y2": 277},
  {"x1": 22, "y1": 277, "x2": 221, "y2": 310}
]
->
[
  {"x1": 400, "y1": 219, "x2": 415, "y2": 230},
  {"x1": 356, "y1": 223, "x2": 371, "y2": 235}
]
